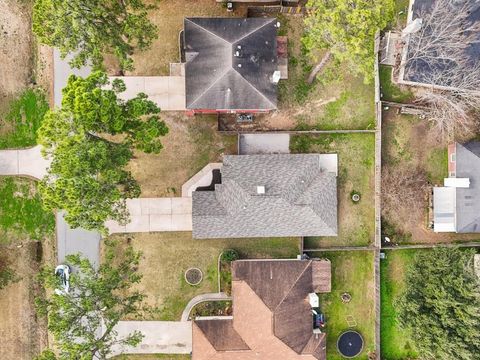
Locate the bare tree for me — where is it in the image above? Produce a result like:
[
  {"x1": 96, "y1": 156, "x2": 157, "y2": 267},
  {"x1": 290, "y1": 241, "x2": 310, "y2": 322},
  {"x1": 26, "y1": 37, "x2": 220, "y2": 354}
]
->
[
  {"x1": 404, "y1": 0, "x2": 480, "y2": 87},
  {"x1": 382, "y1": 166, "x2": 429, "y2": 221},
  {"x1": 402, "y1": 0, "x2": 480, "y2": 140}
]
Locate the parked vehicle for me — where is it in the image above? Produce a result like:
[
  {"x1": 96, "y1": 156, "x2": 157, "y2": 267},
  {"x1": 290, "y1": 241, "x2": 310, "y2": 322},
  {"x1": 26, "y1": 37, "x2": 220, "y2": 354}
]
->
[{"x1": 54, "y1": 264, "x2": 71, "y2": 294}]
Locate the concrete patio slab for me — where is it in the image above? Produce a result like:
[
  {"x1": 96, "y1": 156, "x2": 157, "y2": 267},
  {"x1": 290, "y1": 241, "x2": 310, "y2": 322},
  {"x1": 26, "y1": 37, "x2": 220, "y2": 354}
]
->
[
  {"x1": 239, "y1": 133, "x2": 290, "y2": 155},
  {"x1": 108, "y1": 321, "x2": 192, "y2": 357}
]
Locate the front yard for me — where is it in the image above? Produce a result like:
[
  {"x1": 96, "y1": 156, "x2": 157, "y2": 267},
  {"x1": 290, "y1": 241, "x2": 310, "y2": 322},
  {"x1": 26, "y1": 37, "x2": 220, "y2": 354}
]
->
[
  {"x1": 291, "y1": 133, "x2": 375, "y2": 247},
  {"x1": 128, "y1": 113, "x2": 237, "y2": 197},
  {"x1": 380, "y1": 250, "x2": 419, "y2": 359},
  {"x1": 108, "y1": 232, "x2": 300, "y2": 321},
  {"x1": 113, "y1": 0, "x2": 245, "y2": 75},
  {"x1": 311, "y1": 250, "x2": 376, "y2": 360}
]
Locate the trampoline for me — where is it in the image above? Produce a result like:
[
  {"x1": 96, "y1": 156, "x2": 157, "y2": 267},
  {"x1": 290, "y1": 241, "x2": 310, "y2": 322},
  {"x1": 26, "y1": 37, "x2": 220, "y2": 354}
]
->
[{"x1": 337, "y1": 331, "x2": 364, "y2": 358}]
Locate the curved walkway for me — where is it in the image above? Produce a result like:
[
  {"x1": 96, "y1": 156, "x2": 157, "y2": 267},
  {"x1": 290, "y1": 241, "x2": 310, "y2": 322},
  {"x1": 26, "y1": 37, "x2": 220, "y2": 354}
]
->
[
  {"x1": 0, "y1": 145, "x2": 51, "y2": 179},
  {"x1": 181, "y1": 292, "x2": 232, "y2": 322}
]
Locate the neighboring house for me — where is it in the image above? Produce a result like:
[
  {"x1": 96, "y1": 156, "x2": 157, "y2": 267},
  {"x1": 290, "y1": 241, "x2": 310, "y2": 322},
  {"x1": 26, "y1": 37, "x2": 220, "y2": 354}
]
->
[
  {"x1": 184, "y1": 17, "x2": 279, "y2": 114},
  {"x1": 399, "y1": 0, "x2": 480, "y2": 90},
  {"x1": 192, "y1": 154, "x2": 338, "y2": 239},
  {"x1": 192, "y1": 259, "x2": 331, "y2": 360},
  {"x1": 433, "y1": 142, "x2": 480, "y2": 232}
]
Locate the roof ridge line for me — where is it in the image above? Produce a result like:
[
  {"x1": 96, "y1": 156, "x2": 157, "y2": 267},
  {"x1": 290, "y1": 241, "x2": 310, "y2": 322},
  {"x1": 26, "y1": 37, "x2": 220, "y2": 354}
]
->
[
  {"x1": 232, "y1": 18, "x2": 275, "y2": 45},
  {"x1": 272, "y1": 260, "x2": 312, "y2": 314},
  {"x1": 231, "y1": 67, "x2": 277, "y2": 109},
  {"x1": 185, "y1": 18, "x2": 232, "y2": 45},
  {"x1": 188, "y1": 68, "x2": 232, "y2": 108}
]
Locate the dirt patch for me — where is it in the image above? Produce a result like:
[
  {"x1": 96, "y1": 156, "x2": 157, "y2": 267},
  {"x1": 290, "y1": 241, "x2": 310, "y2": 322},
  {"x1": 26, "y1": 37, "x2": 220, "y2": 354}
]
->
[
  {"x1": 0, "y1": 0, "x2": 34, "y2": 99},
  {"x1": 0, "y1": 242, "x2": 48, "y2": 360}
]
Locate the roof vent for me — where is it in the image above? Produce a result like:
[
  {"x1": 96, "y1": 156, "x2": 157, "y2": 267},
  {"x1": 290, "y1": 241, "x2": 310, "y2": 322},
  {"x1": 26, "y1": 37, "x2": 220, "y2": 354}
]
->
[
  {"x1": 237, "y1": 45, "x2": 242, "y2": 49},
  {"x1": 238, "y1": 64, "x2": 242, "y2": 68},
  {"x1": 256, "y1": 186, "x2": 265, "y2": 194}
]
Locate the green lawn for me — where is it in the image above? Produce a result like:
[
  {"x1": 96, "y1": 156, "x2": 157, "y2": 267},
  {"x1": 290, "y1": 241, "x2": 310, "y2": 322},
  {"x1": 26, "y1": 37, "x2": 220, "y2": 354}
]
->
[
  {"x1": 380, "y1": 250, "x2": 419, "y2": 359},
  {"x1": 313, "y1": 251, "x2": 376, "y2": 360},
  {"x1": 379, "y1": 66, "x2": 414, "y2": 103},
  {"x1": 0, "y1": 89, "x2": 48, "y2": 150},
  {"x1": 109, "y1": 233, "x2": 300, "y2": 321},
  {"x1": 291, "y1": 133, "x2": 375, "y2": 247}
]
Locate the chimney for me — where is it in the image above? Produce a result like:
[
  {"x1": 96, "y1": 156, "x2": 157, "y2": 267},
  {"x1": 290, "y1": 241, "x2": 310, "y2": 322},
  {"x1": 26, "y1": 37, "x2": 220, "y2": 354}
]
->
[{"x1": 256, "y1": 186, "x2": 265, "y2": 194}]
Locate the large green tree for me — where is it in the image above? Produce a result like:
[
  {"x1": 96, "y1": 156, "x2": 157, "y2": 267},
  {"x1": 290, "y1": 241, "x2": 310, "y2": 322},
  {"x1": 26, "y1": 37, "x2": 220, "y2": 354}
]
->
[
  {"x1": 32, "y1": 0, "x2": 157, "y2": 70},
  {"x1": 35, "y1": 241, "x2": 145, "y2": 360},
  {"x1": 38, "y1": 71, "x2": 168, "y2": 232},
  {"x1": 397, "y1": 248, "x2": 480, "y2": 360},
  {"x1": 303, "y1": 0, "x2": 394, "y2": 82}
]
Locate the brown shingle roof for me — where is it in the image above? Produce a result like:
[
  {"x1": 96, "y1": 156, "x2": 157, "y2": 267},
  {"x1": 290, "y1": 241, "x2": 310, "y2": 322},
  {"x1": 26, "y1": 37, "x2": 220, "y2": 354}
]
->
[
  {"x1": 195, "y1": 319, "x2": 250, "y2": 351},
  {"x1": 192, "y1": 259, "x2": 331, "y2": 360}
]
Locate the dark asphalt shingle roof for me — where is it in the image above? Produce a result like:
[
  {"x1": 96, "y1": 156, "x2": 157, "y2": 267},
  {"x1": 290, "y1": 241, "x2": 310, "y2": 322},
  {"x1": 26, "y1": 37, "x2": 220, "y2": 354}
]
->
[
  {"x1": 192, "y1": 154, "x2": 338, "y2": 239},
  {"x1": 404, "y1": 0, "x2": 480, "y2": 86},
  {"x1": 184, "y1": 18, "x2": 278, "y2": 110},
  {"x1": 455, "y1": 142, "x2": 480, "y2": 232}
]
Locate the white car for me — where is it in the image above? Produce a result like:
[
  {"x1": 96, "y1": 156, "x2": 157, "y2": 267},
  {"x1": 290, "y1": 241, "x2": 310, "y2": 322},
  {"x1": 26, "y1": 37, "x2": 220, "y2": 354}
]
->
[{"x1": 54, "y1": 264, "x2": 71, "y2": 295}]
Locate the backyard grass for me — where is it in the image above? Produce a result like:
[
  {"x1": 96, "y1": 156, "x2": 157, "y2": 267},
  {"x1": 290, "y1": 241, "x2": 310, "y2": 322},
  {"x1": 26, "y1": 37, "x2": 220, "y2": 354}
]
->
[
  {"x1": 312, "y1": 250, "x2": 375, "y2": 360},
  {"x1": 379, "y1": 66, "x2": 414, "y2": 103},
  {"x1": 380, "y1": 250, "x2": 419, "y2": 359},
  {"x1": 381, "y1": 110, "x2": 480, "y2": 243},
  {"x1": 291, "y1": 133, "x2": 375, "y2": 247},
  {"x1": 128, "y1": 113, "x2": 237, "y2": 197},
  {"x1": 275, "y1": 17, "x2": 375, "y2": 130},
  {"x1": 108, "y1": 232, "x2": 300, "y2": 321}
]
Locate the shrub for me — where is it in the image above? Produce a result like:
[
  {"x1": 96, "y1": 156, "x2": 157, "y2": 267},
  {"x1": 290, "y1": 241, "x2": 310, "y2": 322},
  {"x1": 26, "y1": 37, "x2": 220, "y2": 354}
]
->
[{"x1": 221, "y1": 249, "x2": 239, "y2": 262}]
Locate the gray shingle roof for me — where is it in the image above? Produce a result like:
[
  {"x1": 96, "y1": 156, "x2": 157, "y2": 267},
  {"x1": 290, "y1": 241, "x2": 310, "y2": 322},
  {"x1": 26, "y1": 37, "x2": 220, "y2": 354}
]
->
[
  {"x1": 192, "y1": 154, "x2": 337, "y2": 238},
  {"x1": 184, "y1": 18, "x2": 278, "y2": 110},
  {"x1": 455, "y1": 142, "x2": 480, "y2": 232}
]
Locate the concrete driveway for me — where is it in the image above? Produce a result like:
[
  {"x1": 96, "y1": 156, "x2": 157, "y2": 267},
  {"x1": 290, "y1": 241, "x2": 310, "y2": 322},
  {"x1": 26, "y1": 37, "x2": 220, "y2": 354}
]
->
[
  {"x1": 106, "y1": 197, "x2": 192, "y2": 233},
  {"x1": 239, "y1": 133, "x2": 290, "y2": 154},
  {"x1": 108, "y1": 321, "x2": 192, "y2": 357},
  {"x1": 110, "y1": 76, "x2": 186, "y2": 111},
  {"x1": 0, "y1": 146, "x2": 51, "y2": 179}
]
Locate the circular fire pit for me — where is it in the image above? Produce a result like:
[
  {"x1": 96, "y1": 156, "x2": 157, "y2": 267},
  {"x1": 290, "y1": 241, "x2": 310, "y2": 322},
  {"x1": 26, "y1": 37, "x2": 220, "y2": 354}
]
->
[
  {"x1": 341, "y1": 292, "x2": 352, "y2": 303},
  {"x1": 185, "y1": 267, "x2": 203, "y2": 286},
  {"x1": 337, "y1": 331, "x2": 364, "y2": 358}
]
